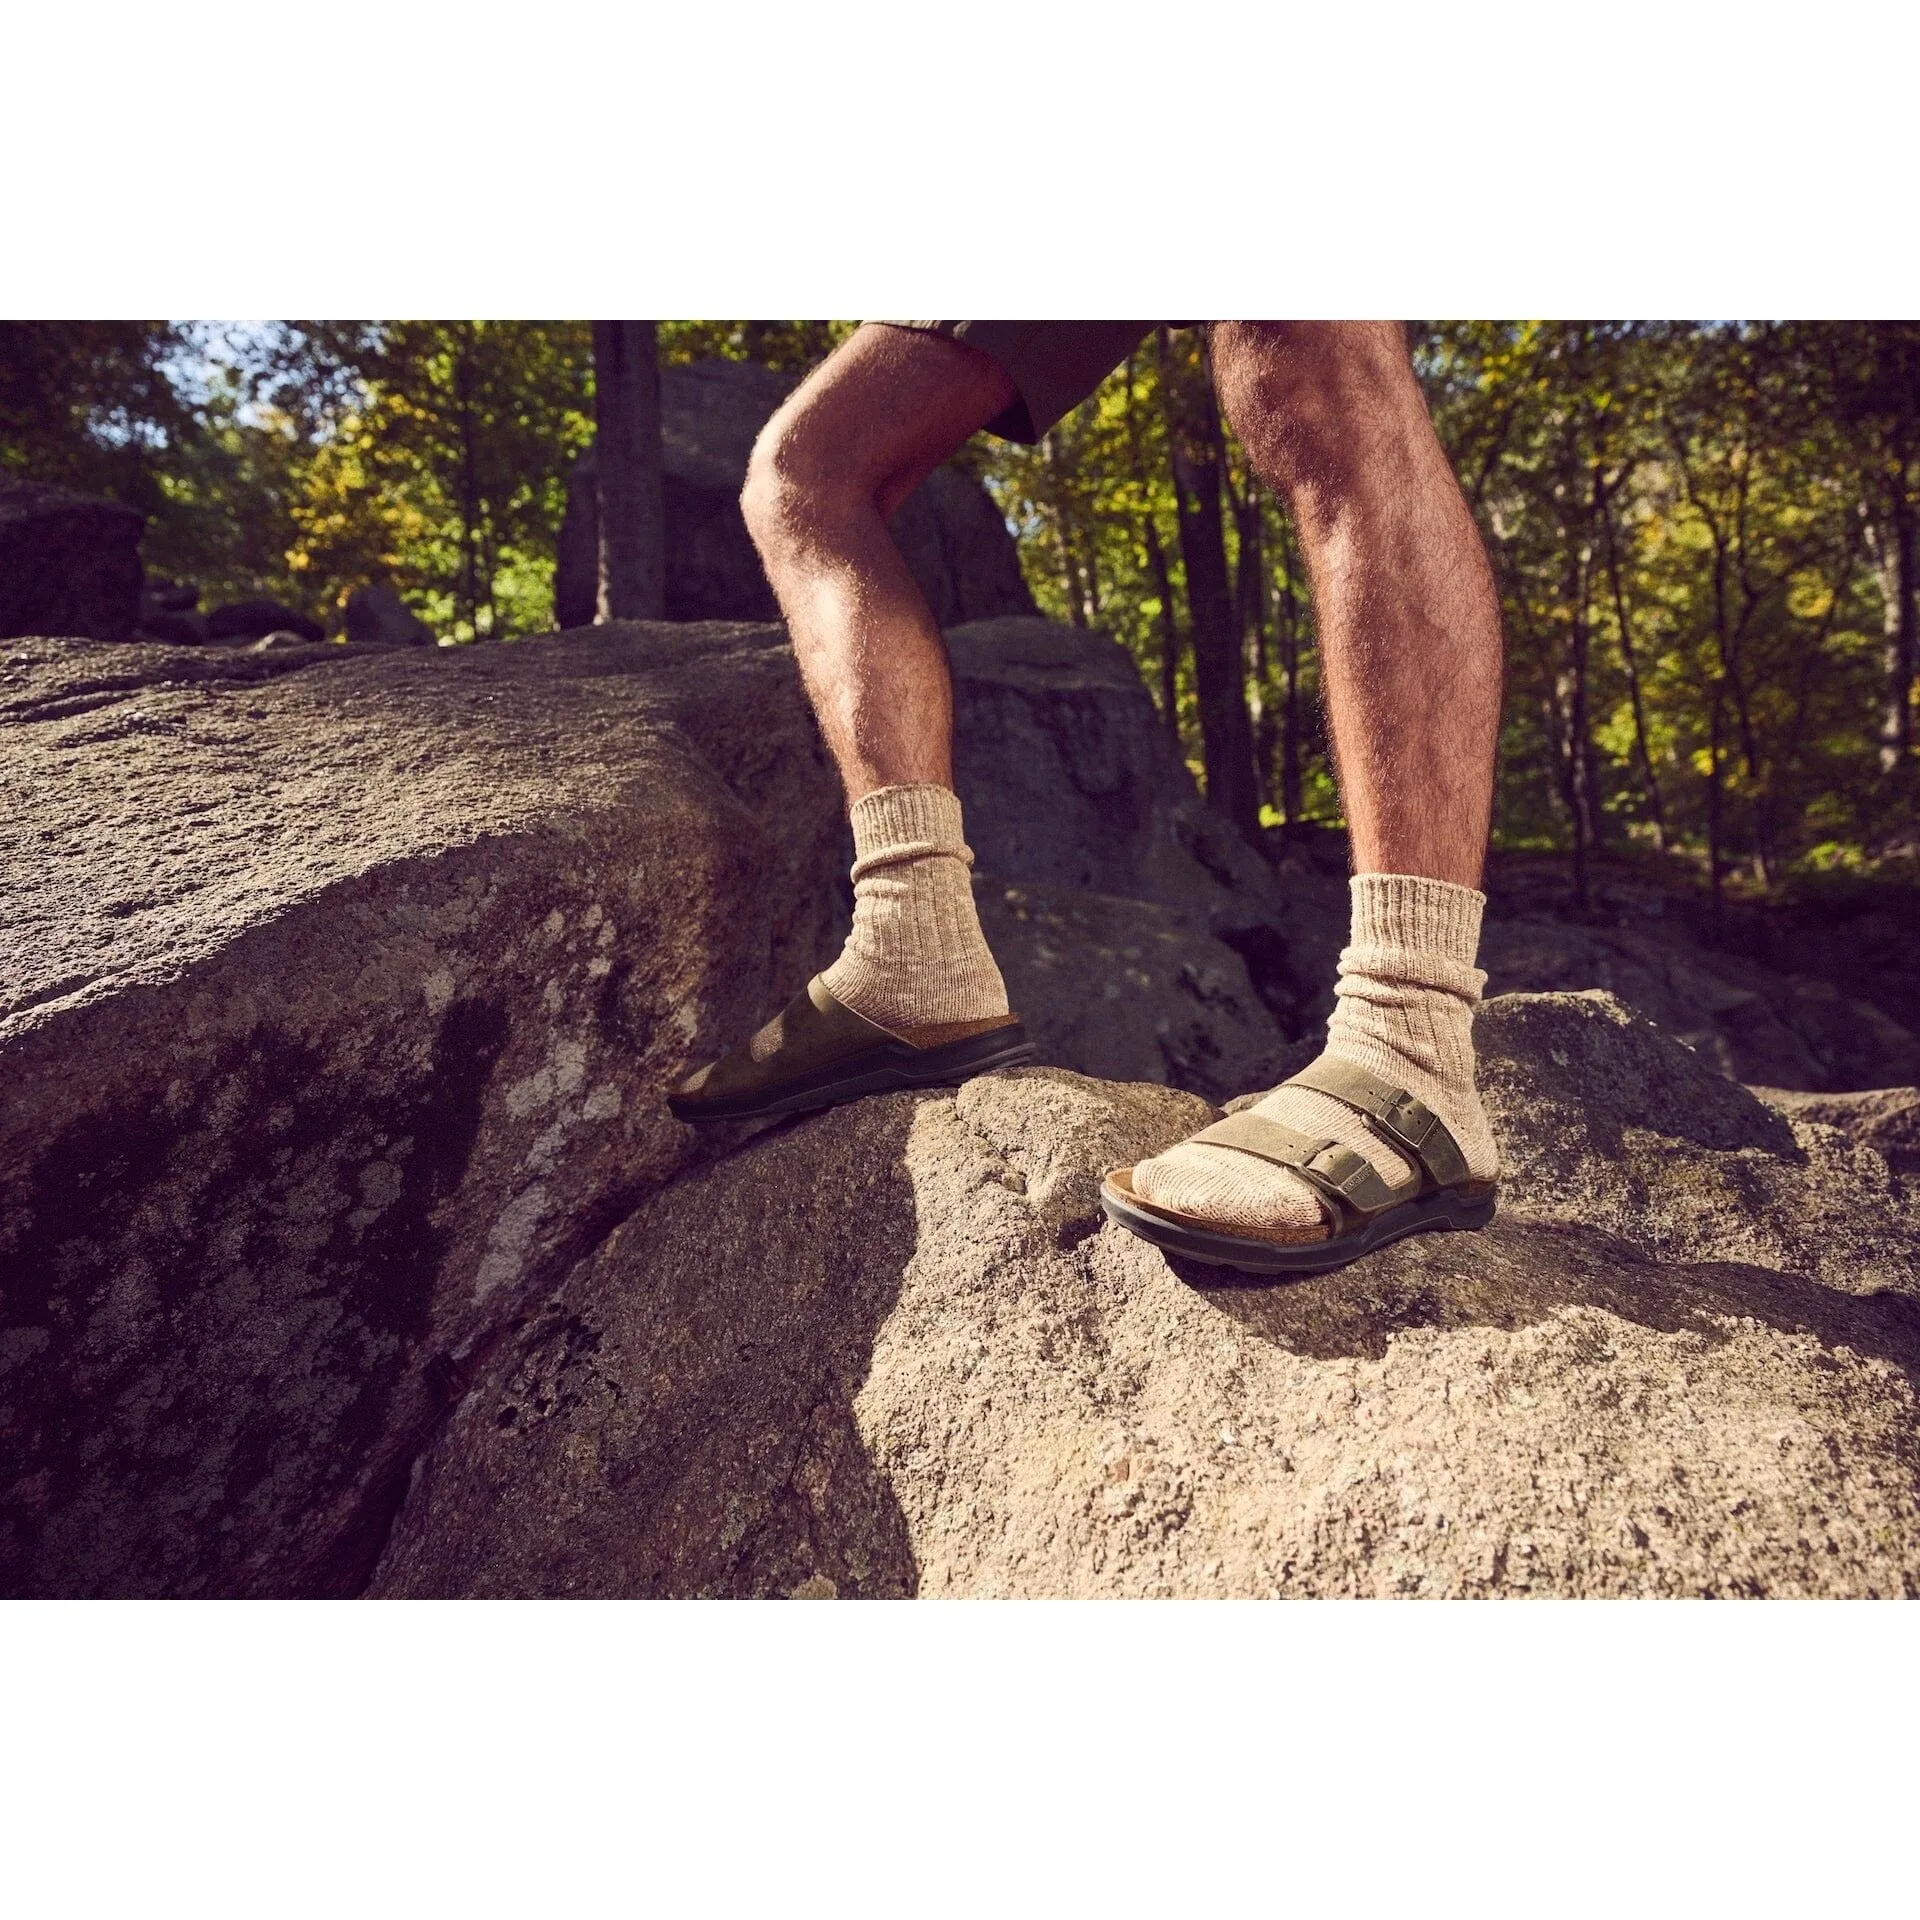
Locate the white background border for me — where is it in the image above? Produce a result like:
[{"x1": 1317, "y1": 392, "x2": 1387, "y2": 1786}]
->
[{"x1": 4, "y1": 2, "x2": 1915, "y2": 1905}]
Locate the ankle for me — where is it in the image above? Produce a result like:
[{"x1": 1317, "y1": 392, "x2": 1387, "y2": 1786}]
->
[
  {"x1": 822, "y1": 784, "x2": 1009, "y2": 1032},
  {"x1": 1323, "y1": 870, "x2": 1497, "y2": 1178},
  {"x1": 822, "y1": 943, "x2": 1008, "y2": 1032}
]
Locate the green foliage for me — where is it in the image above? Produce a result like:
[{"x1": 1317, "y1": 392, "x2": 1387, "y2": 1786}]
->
[
  {"x1": 975, "y1": 320, "x2": 1917, "y2": 885},
  {"x1": 657, "y1": 321, "x2": 854, "y2": 372},
  {"x1": 138, "y1": 344, "x2": 308, "y2": 607},
  {"x1": 0, "y1": 322, "x2": 188, "y2": 501},
  {"x1": 0, "y1": 321, "x2": 214, "y2": 576},
  {"x1": 1416, "y1": 321, "x2": 1917, "y2": 892},
  {"x1": 276, "y1": 321, "x2": 594, "y2": 641},
  {"x1": 3, "y1": 317, "x2": 1913, "y2": 892},
  {"x1": 970, "y1": 331, "x2": 1336, "y2": 827},
  {"x1": 2, "y1": 319, "x2": 597, "y2": 638}
]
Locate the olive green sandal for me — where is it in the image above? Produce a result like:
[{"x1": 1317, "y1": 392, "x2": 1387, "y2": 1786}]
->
[
  {"x1": 1100, "y1": 1056, "x2": 1497, "y2": 1275},
  {"x1": 669, "y1": 974, "x2": 1037, "y2": 1124}
]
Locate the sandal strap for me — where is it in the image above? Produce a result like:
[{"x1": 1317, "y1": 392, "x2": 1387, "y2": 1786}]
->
[
  {"x1": 1191, "y1": 1112, "x2": 1405, "y2": 1221},
  {"x1": 1283, "y1": 1057, "x2": 1471, "y2": 1190}
]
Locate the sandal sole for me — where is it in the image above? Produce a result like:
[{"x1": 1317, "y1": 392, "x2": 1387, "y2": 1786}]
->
[
  {"x1": 1100, "y1": 1178, "x2": 1497, "y2": 1275},
  {"x1": 669, "y1": 1029, "x2": 1037, "y2": 1124}
]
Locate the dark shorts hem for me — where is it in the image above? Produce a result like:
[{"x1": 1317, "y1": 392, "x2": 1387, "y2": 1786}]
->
[{"x1": 875, "y1": 320, "x2": 1158, "y2": 442}]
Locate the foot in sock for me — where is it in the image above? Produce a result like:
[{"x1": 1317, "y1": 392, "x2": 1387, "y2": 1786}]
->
[
  {"x1": 819, "y1": 782, "x2": 1012, "y2": 1038},
  {"x1": 1131, "y1": 873, "x2": 1500, "y2": 1234}
]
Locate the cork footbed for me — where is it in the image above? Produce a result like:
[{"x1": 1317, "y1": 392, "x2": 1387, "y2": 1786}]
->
[
  {"x1": 1101, "y1": 1165, "x2": 1333, "y2": 1246},
  {"x1": 898, "y1": 1013, "x2": 1023, "y2": 1049}
]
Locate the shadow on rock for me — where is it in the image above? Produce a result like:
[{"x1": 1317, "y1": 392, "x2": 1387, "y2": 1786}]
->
[
  {"x1": 369, "y1": 1094, "x2": 929, "y2": 1599},
  {"x1": 1, "y1": 996, "x2": 510, "y2": 1599},
  {"x1": 1182, "y1": 1213, "x2": 1920, "y2": 1390}
]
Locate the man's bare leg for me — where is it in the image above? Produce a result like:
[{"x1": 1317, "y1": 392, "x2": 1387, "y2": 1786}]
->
[
  {"x1": 1213, "y1": 322, "x2": 1503, "y2": 883},
  {"x1": 742, "y1": 324, "x2": 1016, "y2": 798},
  {"x1": 734, "y1": 325, "x2": 1021, "y2": 1040},
  {"x1": 1130, "y1": 324, "x2": 1505, "y2": 1238}
]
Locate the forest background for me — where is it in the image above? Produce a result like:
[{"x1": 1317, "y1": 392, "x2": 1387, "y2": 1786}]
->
[{"x1": 4, "y1": 317, "x2": 1917, "y2": 913}]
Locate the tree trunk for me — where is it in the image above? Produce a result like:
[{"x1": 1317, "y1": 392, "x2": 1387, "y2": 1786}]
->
[
  {"x1": 1596, "y1": 466, "x2": 1667, "y2": 850},
  {"x1": 1057, "y1": 521, "x2": 1087, "y2": 626},
  {"x1": 1041, "y1": 433, "x2": 1094, "y2": 626},
  {"x1": 1760, "y1": 521, "x2": 1860, "y2": 874},
  {"x1": 1555, "y1": 506, "x2": 1599, "y2": 912},
  {"x1": 1870, "y1": 483, "x2": 1917, "y2": 771},
  {"x1": 1122, "y1": 351, "x2": 1184, "y2": 740},
  {"x1": 1704, "y1": 521, "x2": 1731, "y2": 915},
  {"x1": 454, "y1": 327, "x2": 482, "y2": 637},
  {"x1": 1230, "y1": 473, "x2": 1265, "y2": 651},
  {"x1": 1707, "y1": 676, "x2": 1725, "y2": 919},
  {"x1": 1144, "y1": 513, "x2": 1182, "y2": 738},
  {"x1": 1277, "y1": 590, "x2": 1302, "y2": 828},
  {"x1": 1703, "y1": 510, "x2": 1772, "y2": 890},
  {"x1": 1557, "y1": 646, "x2": 1590, "y2": 911},
  {"x1": 1160, "y1": 329, "x2": 1260, "y2": 843},
  {"x1": 1274, "y1": 515, "x2": 1305, "y2": 827},
  {"x1": 591, "y1": 320, "x2": 665, "y2": 622},
  {"x1": 1229, "y1": 469, "x2": 1271, "y2": 814}
]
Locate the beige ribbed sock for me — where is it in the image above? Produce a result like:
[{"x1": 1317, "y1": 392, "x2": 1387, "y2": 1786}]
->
[
  {"x1": 820, "y1": 784, "x2": 1012, "y2": 1035},
  {"x1": 1133, "y1": 873, "x2": 1499, "y2": 1230}
]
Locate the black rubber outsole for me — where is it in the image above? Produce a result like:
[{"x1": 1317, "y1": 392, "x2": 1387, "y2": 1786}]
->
[
  {"x1": 1100, "y1": 1180, "x2": 1498, "y2": 1275},
  {"x1": 669, "y1": 1028, "x2": 1038, "y2": 1125}
]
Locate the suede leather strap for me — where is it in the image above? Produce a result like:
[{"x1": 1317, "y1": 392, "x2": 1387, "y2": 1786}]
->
[
  {"x1": 1191, "y1": 1112, "x2": 1405, "y2": 1220},
  {"x1": 1283, "y1": 1056, "x2": 1472, "y2": 1191},
  {"x1": 678, "y1": 975, "x2": 895, "y2": 1106}
]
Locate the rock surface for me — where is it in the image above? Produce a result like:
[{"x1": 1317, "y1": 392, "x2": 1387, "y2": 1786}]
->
[
  {"x1": 137, "y1": 609, "x2": 209, "y2": 646},
  {"x1": 1488, "y1": 855, "x2": 1920, "y2": 1074},
  {"x1": 372, "y1": 993, "x2": 1920, "y2": 1599},
  {"x1": 1482, "y1": 910, "x2": 1920, "y2": 1092},
  {"x1": 1278, "y1": 833, "x2": 1920, "y2": 1097},
  {"x1": 890, "y1": 465, "x2": 1038, "y2": 629},
  {"x1": 948, "y1": 616, "x2": 1310, "y2": 1092},
  {"x1": 1751, "y1": 1086, "x2": 1920, "y2": 1182},
  {"x1": 344, "y1": 584, "x2": 433, "y2": 649},
  {"x1": 136, "y1": 580, "x2": 207, "y2": 646},
  {"x1": 206, "y1": 597, "x2": 325, "y2": 645},
  {"x1": 144, "y1": 581, "x2": 198, "y2": 617},
  {"x1": 0, "y1": 477, "x2": 144, "y2": 644},
  {"x1": 553, "y1": 360, "x2": 1038, "y2": 629},
  {"x1": 8, "y1": 619, "x2": 1920, "y2": 1599},
  {"x1": 1, "y1": 623, "x2": 842, "y2": 1596},
  {"x1": 949, "y1": 617, "x2": 1275, "y2": 918},
  {"x1": 975, "y1": 877, "x2": 1303, "y2": 1105}
]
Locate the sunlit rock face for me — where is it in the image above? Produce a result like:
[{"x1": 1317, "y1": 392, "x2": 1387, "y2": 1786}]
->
[
  {"x1": 374, "y1": 1002, "x2": 1920, "y2": 1600},
  {"x1": 6, "y1": 622, "x2": 1919, "y2": 1600}
]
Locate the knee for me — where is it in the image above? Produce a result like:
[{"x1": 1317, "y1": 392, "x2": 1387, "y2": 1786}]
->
[
  {"x1": 740, "y1": 399, "x2": 873, "y2": 563},
  {"x1": 740, "y1": 415, "x2": 809, "y2": 562},
  {"x1": 1213, "y1": 321, "x2": 1426, "y2": 514}
]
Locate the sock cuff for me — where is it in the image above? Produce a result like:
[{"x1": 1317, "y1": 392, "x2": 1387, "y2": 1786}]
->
[
  {"x1": 848, "y1": 784, "x2": 970, "y2": 877},
  {"x1": 1334, "y1": 953, "x2": 1487, "y2": 1004},
  {"x1": 1348, "y1": 871, "x2": 1485, "y2": 968}
]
